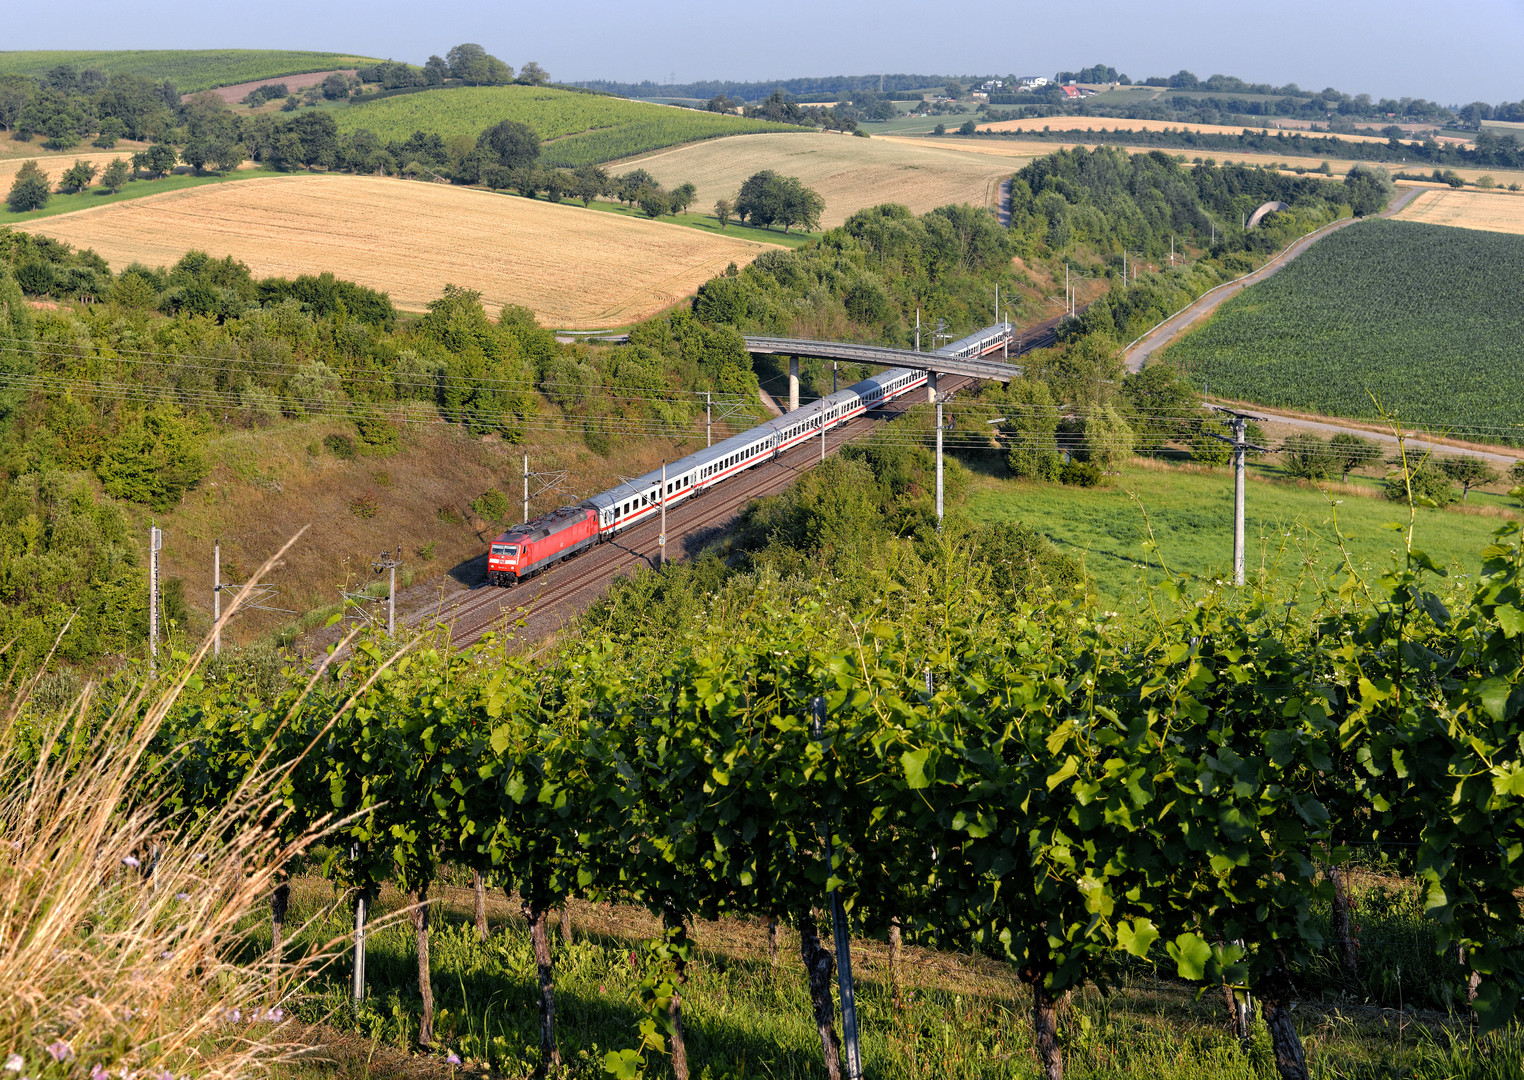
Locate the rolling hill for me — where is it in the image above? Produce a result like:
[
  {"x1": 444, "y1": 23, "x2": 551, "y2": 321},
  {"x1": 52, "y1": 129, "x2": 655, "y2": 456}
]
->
[{"x1": 0, "y1": 49, "x2": 384, "y2": 93}]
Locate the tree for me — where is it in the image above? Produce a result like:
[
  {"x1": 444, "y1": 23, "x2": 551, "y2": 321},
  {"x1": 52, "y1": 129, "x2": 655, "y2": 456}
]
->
[
  {"x1": 6, "y1": 160, "x2": 49, "y2": 212},
  {"x1": 93, "y1": 116, "x2": 126, "y2": 148},
  {"x1": 1001, "y1": 378, "x2": 1063, "y2": 481},
  {"x1": 1074, "y1": 404, "x2": 1133, "y2": 473},
  {"x1": 639, "y1": 186, "x2": 670, "y2": 218},
  {"x1": 447, "y1": 43, "x2": 513, "y2": 85},
  {"x1": 321, "y1": 73, "x2": 352, "y2": 100},
  {"x1": 517, "y1": 61, "x2": 549, "y2": 86},
  {"x1": 210, "y1": 140, "x2": 247, "y2": 174},
  {"x1": 478, "y1": 120, "x2": 540, "y2": 170},
  {"x1": 1329, "y1": 433, "x2": 1378, "y2": 481},
  {"x1": 958, "y1": 119, "x2": 977, "y2": 135},
  {"x1": 1344, "y1": 164, "x2": 1394, "y2": 217},
  {"x1": 1383, "y1": 458, "x2": 1457, "y2": 506},
  {"x1": 100, "y1": 157, "x2": 130, "y2": 193},
  {"x1": 1437, "y1": 455, "x2": 1501, "y2": 501},
  {"x1": 1280, "y1": 433, "x2": 1334, "y2": 480},
  {"x1": 714, "y1": 197, "x2": 733, "y2": 230},
  {"x1": 144, "y1": 143, "x2": 178, "y2": 178},
  {"x1": 1510, "y1": 460, "x2": 1524, "y2": 488},
  {"x1": 95, "y1": 405, "x2": 210, "y2": 510},
  {"x1": 571, "y1": 164, "x2": 607, "y2": 206},
  {"x1": 58, "y1": 159, "x2": 97, "y2": 193},
  {"x1": 423, "y1": 55, "x2": 449, "y2": 85}
]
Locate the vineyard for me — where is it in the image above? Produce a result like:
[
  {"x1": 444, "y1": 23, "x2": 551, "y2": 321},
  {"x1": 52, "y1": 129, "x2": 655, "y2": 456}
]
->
[
  {"x1": 52, "y1": 513, "x2": 1510, "y2": 1080},
  {"x1": 333, "y1": 86, "x2": 806, "y2": 167},
  {"x1": 0, "y1": 49, "x2": 383, "y2": 93},
  {"x1": 1162, "y1": 219, "x2": 1524, "y2": 443}
]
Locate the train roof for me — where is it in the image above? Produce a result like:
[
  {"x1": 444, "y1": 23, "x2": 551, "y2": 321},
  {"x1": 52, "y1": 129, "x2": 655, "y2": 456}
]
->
[{"x1": 496, "y1": 504, "x2": 592, "y2": 542}]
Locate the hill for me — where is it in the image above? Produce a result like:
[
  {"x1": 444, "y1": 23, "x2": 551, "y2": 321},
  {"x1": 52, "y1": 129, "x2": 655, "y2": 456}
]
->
[
  {"x1": 333, "y1": 85, "x2": 805, "y2": 167},
  {"x1": 1161, "y1": 218, "x2": 1524, "y2": 441},
  {"x1": 18, "y1": 173, "x2": 781, "y2": 325},
  {"x1": 614, "y1": 131, "x2": 1016, "y2": 228},
  {"x1": 0, "y1": 49, "x2": 384, "y2": 93}
]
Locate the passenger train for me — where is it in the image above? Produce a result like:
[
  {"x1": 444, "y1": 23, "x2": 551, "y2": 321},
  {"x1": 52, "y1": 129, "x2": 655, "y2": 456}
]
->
[{"x1": 485, "y1": 324, "x2": 1013, "y2": 586}]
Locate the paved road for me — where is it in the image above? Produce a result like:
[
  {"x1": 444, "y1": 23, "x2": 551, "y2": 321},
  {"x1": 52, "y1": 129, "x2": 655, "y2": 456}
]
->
[{"x1": 1124, "y1": 187, "x2": 1423, "y2": 374}]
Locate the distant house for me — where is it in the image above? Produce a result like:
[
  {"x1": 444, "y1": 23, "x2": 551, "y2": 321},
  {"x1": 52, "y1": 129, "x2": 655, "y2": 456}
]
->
[
  {"x1": 980, "y1": 79, "x2": 1005, "y2": 91},
  {"x1": 1016, "y1": 76, "x2": 1050, "y2": 91}
]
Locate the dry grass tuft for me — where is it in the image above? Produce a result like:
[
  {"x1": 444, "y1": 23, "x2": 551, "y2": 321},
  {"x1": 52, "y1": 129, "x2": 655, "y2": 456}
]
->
[{"x1": 0, "y1": 537, "x2": 339, "y2": 1080}]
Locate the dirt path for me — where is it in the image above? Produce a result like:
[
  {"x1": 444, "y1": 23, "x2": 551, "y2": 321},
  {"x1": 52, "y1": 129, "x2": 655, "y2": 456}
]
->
[
  {"x1": 996, "y1": 178, "x2": 1011, "y2": 227},
  {"x1": 1123, "y1": 186, "x2": 1423, "y2": 374}
]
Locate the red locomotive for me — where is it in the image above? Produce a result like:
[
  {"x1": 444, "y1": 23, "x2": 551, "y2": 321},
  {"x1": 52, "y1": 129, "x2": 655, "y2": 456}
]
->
[{"x1": 487, "y1": 505, "x2": 599, "y2": 586}]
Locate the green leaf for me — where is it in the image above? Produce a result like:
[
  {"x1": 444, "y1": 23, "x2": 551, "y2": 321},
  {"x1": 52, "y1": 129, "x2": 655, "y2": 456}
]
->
[
  {"x1": 1167, "y1": 932, "x2": 1213, "y2": 981},
  {"x1": 901, "y1": 747, "x2": 933, "y2": 790},
  {"x1": 1479, "y1": 678, "x2": 1513, "y2": 723},
  {"x1": 1117, "y1": 918, "x2": 1159, "y2": 959},
  {"x1": 1497, "y1": 606, "x2": 1524, "y2": 638},
  {"x1": 602, "y1": 1048, "x2": 646, "y2": 1080},
  {"x1": 1047, "y1": 755, "x2": 1078, "y2": 791}
]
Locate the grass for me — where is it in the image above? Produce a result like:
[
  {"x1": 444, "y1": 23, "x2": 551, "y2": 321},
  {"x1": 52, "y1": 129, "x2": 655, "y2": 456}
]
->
[
  {"x1": 1158, "y1": 218, "x2": 1524, "y2": 441},
  {"x1": 332, "y1": 85, "x2": 804, "y2": 166},
  {"x1": 0, "y1": 167, "x2": 281, "y2": 227},
  {"x1": 574, "y1": 196, "x2": 817, "y2": 247},
  {"x1": 265, "y1": 870, "x2": 1523, "y2": 1080},
  {"x1": 0, "y1": 49, "x2": 382, "y2": 93},
  {"x1": 962, "y1": 455, "x2": 1517, "y2": 604},
  {"x1": 1392, "y1": 187, "x2": 1524, "y2": 235}
]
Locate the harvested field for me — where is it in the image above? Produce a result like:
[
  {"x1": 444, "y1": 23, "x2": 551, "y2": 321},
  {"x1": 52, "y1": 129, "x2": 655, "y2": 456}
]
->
[
  {"x1": 1392, "y1": 187, "x2": 1524, "y2": 234},
  {"x1": 19, "y1": 174, "x2": 779, "y2": 327},
  {"x1": 885, "y1": 136, "x2": 1524, "y2": 187},
  {"x1": 0, "y1": 152, "x2": 135, "y2": 183},
  {"x1": 612, "y1": 131, "x2": 1019, "y2": 228},
  {"x1": 195, "y1": 70, "x2": 356, "y2": 104},
  {"x1": 977, "y1": 116, "x2": 1395, "y2": 144}
]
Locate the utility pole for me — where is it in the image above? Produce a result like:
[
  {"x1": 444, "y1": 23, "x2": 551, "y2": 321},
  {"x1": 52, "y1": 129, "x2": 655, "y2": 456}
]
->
[
  {"x1": 212, "y1": 539, "x2": 221, "y2": 656},
  {"x1": 706, "y1": 391, "x2": 712, "y2": 447},
  {"x1": 832, "y1": 360, "x2": 837, "y2": 394},
  {"x1": 789, "y1": 357, "x2": 799, "y2": 412},
  {"x1": 994, "y1": 282, "x2": 999, "y2": 326},
  {"x1": 1123, "y1": 250, "x2": 1127, "y2": 282},
  {"x1": 148, "y1": 524, "x2": 162, "y2": 674},
  {"x1": 1171, "y1": 234, "x2": 1175, "y2": 266},
  {"x1": 915, "y1": 308, "x2": 921, "y2": 352},
  {"x1": 373, "y1": 547, "x2": 402, "y2": 637},
  {"x1": 1065, "y1": 264, "x2": 1070, "y2": 316},
  {"x1": 658, "y1": 461, "x2": 667, "y2": 568},
  {"x1": 1205, "y1": 407, "x2": 1266, "y2": 587},
  {"x1": 820, "y1": 406, "x2": 826, "y2": 463},
  {"x1": 523, "y1": 453, "x2": 529, "y2": 525}
]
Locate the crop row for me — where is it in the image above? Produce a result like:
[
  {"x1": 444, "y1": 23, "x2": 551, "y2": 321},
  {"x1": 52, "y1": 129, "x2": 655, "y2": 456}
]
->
[
  {"x1": 0, "y1": 49, "x2": 382, "y2": 93},
  {"x1": 1163, "y1": 219, "x2": 1524, "y2": 443},
  {"x1": 334, "y1": 85, "x2": 803, "y2": 160}
]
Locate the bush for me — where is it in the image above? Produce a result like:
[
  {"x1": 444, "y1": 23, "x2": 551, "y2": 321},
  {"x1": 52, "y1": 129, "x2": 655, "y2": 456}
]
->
[
  {"x1": 95, "y1": 406, "x2": 209, "y2": 510},
  {"x1": 1059, "y1": 460, "x2": 1102, "y2": 487},
  {"x1": 436, "y1": 506, "x2": 464, "y2": 526},
  {"x1": 1383, "y1": 465, "x2": 1457, "y2": 507},
  {"x1": 354, "y1": 416, "x2": 399, "y2": 453},
  {"x1": 470, "y1": 489, "x2": 511, "y2": 522},
  {"x1": 348, "y1": 493, "x2": 379, "y2": 519},
  {"x1": 323, "y1": 433, "x2": 357, "y2": 459}
]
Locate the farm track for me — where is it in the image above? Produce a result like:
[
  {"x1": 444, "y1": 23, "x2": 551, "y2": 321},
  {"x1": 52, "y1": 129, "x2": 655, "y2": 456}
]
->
[{"x1": 415, "y1": 322, "x2": 1062, "y2": 648}]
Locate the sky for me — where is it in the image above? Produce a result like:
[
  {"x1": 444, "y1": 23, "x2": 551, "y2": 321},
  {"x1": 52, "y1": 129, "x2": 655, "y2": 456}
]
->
[{"x1": 8, "y1": 0, "x2": 1523, "y2": 104}]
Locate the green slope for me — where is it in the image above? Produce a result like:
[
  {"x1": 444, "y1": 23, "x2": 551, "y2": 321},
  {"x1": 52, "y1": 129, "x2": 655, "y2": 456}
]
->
[
  {"x1": 0, "y1": 50, "x2": 385, "y2": 93},
  {"x1": 334, "y1": 85, "x2": 806, "y2": 167}
]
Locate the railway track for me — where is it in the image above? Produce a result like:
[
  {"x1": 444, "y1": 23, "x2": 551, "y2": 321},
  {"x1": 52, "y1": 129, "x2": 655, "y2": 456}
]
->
[{"x1": 414, "y1": 317, "x2": 1063, "y2": 649}]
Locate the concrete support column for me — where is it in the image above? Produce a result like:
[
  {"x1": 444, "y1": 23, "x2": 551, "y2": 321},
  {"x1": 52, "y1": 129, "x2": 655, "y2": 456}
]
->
[
  {"x1": 789, "y1": 357, "x2": 799, "y2": 412},
  {"x1": 926, "y1": 369, "x2": 937, "y2": 404}
]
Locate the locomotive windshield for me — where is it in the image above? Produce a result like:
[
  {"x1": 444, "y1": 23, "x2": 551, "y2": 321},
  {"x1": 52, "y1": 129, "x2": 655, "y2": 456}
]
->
[{"x1": 492, "y1": 544, "x2": 518, "y2": 557}]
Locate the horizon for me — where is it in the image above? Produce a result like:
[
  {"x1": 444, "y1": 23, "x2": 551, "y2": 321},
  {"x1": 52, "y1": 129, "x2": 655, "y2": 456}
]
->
[{"x1": 4, "y1": 0, "x2": 1522, "y2": 105}]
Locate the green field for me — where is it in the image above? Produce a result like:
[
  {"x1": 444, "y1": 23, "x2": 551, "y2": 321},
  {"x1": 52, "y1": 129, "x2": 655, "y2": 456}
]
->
[
  {"x1": 964, "y1": 457, "x2": 1515, "y2": 603},
  {"x1": 0, "y1": 49, "x2": 383, "y2": 93},
  {"x1": 1160, "y1": 218, "x2": 1524, "y2": 443},
  {"x1": 333, "y1": 85, "x2": 805, "y2": 167}
]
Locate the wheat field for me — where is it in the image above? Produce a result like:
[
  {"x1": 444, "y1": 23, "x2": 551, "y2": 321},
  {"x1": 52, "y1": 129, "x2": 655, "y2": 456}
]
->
[
  {"x1": 19, "y1": 174, "x2": 780, "y2": 326},
  {"x1": 612, "y1": 131, "x2": 1020, "y2": 228},
  {"x1": 1391, "y1": 187, "x2": 1524, "y2": 234},
  {"x1": 976, "y1": 115, "x2": 1396, "y2": 144}
]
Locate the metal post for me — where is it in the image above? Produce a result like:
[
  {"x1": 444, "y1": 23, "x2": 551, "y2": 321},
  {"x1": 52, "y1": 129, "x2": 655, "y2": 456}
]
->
[
  {"x1": 1123, "y1": 250, "x2": 1127, "y2": 282},
  {"x1": 994, "y1": 282, "x2": 999, "y2": 327},
  {"x1": 820, "y1": 407, "x2": 826, "y2": 463},
  {"x1": 832, "y1": 360, "x2": 837, "y2": 394},
  {"x1": 934, "y1": 375, "x2": 944, "y2": 529},
  {"x1": 388, "y1": 564, "x2": 396, "y2": 637},
  {"x1": 1065, "y1": 264, "x2": 1070, "y2": 316},
  {"x1": 212, "y1": 538, "x2": 221, "y2": 656},
  {"x1": 813, "y1": 697, "x2": 862, "y2": 1080},
  {"x1": 148, "y1": 525, "x2": 161, "y2": 674},
  {"x1": 523, "y1": 453, "x2": 529, "y2": 524},
  {"x1": 659, "y1": 461, "x2": 667, "y2": 568},
  {"x1": 789, "y1": 357, "x2": 799, "y2": 412},
  {"x1": 915, "y1": 308, "x2": 920, "y2": 352},
  {"x1": 706, "y1": 391, "x2": 712, "y2": 447},
  {"x1": 1233, "y1": 416, "x2": 1246, "y2": 587}
]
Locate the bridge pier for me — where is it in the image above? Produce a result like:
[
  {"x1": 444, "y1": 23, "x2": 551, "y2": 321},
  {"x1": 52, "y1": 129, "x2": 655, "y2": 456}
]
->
[
  {"x1": 926, "y1": 369, "x2": 937, "y2": 404},
  {"x1": 789, "y1": 357, "x2": 799, "y2": 412}
]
